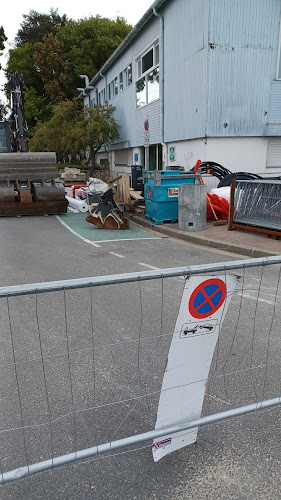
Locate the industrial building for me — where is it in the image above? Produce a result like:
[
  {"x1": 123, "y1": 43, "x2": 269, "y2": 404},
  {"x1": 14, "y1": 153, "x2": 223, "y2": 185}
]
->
[{"x1": 80, "y1": 0, "x2": 281, "y2": 177}]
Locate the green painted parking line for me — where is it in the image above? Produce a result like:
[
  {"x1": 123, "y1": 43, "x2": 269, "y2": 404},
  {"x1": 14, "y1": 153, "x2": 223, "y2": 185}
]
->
[{"x1": 56, "y1": 212, "x2": 157, "y2": 243}]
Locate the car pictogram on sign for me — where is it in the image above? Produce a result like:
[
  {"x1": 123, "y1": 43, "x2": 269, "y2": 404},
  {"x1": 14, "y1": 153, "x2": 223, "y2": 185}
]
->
[
  {"x1": 179, "y1": 319, "x2": 217, "y2": 339},
  {"x1": 188, "y1": 278, "x2": 226, "y2": 319}
]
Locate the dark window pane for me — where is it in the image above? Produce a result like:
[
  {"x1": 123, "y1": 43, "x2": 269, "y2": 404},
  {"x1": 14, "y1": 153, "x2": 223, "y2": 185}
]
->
[
  {"x1": 119, "y1": 72, "x2": 123, "y2": 91},
  {"x1": 142, "y1": 49, "x2": 153, "y2": 74}
]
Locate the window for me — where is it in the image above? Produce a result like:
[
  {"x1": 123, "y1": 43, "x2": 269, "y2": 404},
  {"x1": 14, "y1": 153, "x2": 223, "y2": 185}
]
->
[
  {"x1": 119, "y1": 63, "x2": 132, "y2": 93},
  {"x1": 128, "y1": 64, "x2": 132, "y2": 86},
  {"x1": 110, "y1": 80, "x2": 115, "y2": 97},
  {"x1": 136, "y1": 42, "x2": 159, "y2": 108},
  {"x1": 147, "y1": 67, "x2": 159, "y2": 104},
  {"x1": 107, "y1": 78, "x2": 118, "y2": 99},
  {"x1": 119, "y1": 71, "x2": 123, "y2": 91},
  {"x1": 114, "y1": 77, "x2": 118, "y2": 96},
  {"x1": 107, "y1": 83, "x2": 111, "y2": 100},
  {"x1": 155, "y1": 44, "x2": 159, "y2": 65},
  {"x1": 137, "y1": 60, "x2": 141, "y2": 78},
  {"x1": 101, "y1": 63, "x2": 132, "y2": 102},
  {"x1": 142, "y1": 48, "x2": 153, "y2": 74},
  {"x1": 136, "y1": 77, "x2": 146, "y2": 108},
  {"x1": 124, "y1": 64, "x2": 132, "y2": 88},
  {"x1": 98, "y1": 88, "x2": 106, "y2": 105}
]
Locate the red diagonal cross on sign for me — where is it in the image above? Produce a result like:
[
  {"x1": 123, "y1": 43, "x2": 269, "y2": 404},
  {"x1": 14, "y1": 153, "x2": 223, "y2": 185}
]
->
[
  {"x1": 189, "y1": 278, "x2": 226, "y2": 319},
  {"x1": 194, "y1": 287, "x2": 222, "y2": 313}
]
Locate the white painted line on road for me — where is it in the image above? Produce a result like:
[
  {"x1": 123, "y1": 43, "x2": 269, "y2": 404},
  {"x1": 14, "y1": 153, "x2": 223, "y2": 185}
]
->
[
  {"x1": 138, "y1": 263, "x2": 185, "y2": 282},
  {"x1": 96, "y1": 237, "x2": 161, "y2": 243},
  {"x1": 56, "y1": 216, "x2": 101, "y2": 248},
  {"x1": 109, "y1": 252, "x2": 125, "y2": 258},
  {"x1": 239, "y1": 293, "x2": 275, "y2": 306},
  {"x1": 138, "y1": 263, "x2": 159, "y2": 270}
]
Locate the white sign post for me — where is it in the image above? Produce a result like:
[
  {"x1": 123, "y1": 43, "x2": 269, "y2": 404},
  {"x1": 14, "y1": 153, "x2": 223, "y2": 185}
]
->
[{"x1": 152, "y1": 274, "x2": 238, "y2": 461}]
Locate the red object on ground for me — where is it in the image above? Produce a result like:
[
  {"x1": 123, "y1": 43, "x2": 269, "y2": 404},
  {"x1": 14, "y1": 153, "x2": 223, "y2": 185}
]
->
[
  {"x1": 72, "y1": 185, "x2": 86, "y2": 198},
  {"x1": 206, "y1": 193, "x2": 229, "y2": 221}
]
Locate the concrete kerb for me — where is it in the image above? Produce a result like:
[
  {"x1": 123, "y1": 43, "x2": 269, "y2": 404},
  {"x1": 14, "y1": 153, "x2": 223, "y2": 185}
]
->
[{"x1": 128, "y1": 214, "x2": 280, "y2": 258}]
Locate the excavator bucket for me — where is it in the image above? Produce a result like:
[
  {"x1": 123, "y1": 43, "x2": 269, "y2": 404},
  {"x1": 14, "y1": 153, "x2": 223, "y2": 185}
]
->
[
  {"x1": 0, "y1": 73, "x2": 68, "y2": 216},
  {"x1": 0, "y1": 152, "x2": 68, "y2": 216},
  {"x1": 86, "y1": 188, "x2": 129, "y2": 230}
]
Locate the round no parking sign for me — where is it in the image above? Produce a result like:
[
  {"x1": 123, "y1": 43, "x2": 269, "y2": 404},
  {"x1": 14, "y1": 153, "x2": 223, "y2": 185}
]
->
[{"x1": 188, "y1": 278, "x2": 226, "y2": 319}]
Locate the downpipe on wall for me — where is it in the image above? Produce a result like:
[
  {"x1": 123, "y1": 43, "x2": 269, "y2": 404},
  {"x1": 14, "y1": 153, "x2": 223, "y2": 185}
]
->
[{"x1": 153, "y1": 6, "x2": 167, "y2": 169}]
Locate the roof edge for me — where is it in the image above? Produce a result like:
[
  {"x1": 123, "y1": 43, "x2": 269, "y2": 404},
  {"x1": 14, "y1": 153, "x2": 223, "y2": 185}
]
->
[{"x1": 87, "y1": 0, "x2": 169, "y2": 89}]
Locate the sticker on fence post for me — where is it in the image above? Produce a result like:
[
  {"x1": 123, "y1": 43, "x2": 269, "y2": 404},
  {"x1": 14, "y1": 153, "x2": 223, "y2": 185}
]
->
[{"x1": 152, "y1": 274, "x2": 238, "y2": 462}]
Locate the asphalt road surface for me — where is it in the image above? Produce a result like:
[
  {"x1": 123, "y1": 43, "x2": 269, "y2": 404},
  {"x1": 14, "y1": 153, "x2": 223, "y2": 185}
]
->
[{"x1": 0, "y1": 215, "x2": 280, "y2": 500}]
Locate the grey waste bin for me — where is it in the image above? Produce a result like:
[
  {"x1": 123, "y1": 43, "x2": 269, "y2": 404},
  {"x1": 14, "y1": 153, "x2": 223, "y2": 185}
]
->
[{"x1": 178, "y1": 184, "x2": 207, "y2": 231}]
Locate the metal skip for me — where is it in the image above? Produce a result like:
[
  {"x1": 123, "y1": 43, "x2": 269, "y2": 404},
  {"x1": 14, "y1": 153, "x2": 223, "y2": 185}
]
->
[{"x1": 152, "y1": 274, "x2": 238, "y2": 461}]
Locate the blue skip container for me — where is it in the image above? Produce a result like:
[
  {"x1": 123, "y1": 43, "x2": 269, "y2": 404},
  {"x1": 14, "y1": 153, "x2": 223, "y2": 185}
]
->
[{"x1": 144, "y1": 170, "x2": 198, "y2": 225}]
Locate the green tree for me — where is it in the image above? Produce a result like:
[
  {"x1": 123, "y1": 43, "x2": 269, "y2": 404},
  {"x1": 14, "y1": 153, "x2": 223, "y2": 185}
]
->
[
  {"x1": 4, "y1": 44, "x2": 48, "y2": 133},
  {"x1": 5, "y1": 12, "x2": 131, "y2": 134},
  {"x1": 0, "y1": 26, "x2": 7, "y2": 70},
  {"x1": 29, "y1": 98, "x2": 82, "y2": 160},
  {"x1": 34, "y1": 33, "x2": 70, "y2": 102},
  {"x1": 23, "y1": 87, "x2": 50, "y2": 135},
  {"x1": 4, "y1": 9, "x2": 69, "y2": 127},
  {"x1": 74, "y1": 103, "x2": 120, "y2": 176},
  {"x1": 29, "y1": 99, "x2": 119, "y2": 174},
  {"x1": 15, "y1": 9, "x2": 68, "y2": 47},
  {"x1": 55, "y1": 16, "x2": 132, "y2": 98},
  {"x1": 5, "y1": 43, "x2": 41, "y2": 92}
]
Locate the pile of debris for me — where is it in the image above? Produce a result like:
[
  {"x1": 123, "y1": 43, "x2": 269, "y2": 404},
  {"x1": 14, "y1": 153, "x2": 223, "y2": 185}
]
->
[
  {"x1": 87, "y1": 173, "x2": 144, "y2": 230},
  {"x1": 60, "y1": 167, "x2": 86, "y2": 186}
]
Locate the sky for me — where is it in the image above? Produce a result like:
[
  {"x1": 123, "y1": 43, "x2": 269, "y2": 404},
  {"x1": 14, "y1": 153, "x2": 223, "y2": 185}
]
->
[{"x1": 0, "y1": 0, "x2": 154, "y2": 102}]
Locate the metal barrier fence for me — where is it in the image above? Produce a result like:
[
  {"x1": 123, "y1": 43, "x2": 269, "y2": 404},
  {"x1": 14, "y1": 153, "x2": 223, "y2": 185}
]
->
[
  {"x1": 0, "y1": 256, "x2": 281, "y2": 482},
  {"x1": 229, "y1": 179, "x2": 281, "y2": 235}
]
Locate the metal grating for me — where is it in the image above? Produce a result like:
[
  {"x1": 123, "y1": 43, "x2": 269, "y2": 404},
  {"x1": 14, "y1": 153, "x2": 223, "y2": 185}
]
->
[{"x1": 233, "y1": 180, "x2": 281, "y2": 231}]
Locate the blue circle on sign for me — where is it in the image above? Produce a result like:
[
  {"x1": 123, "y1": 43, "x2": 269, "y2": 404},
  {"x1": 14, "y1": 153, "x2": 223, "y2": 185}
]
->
[
  {"x1": 189, "y1": 279, "x2": 226, "y2": 319},
  {"x1": 194, "y1": 285, "x2": 222, "y2": 314}
]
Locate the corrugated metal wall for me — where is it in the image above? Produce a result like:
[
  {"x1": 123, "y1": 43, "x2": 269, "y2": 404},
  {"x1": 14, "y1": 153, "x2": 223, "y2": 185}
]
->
[
  {"x1": 86, "y1": 0, "x2": 281, "y2": 153},
  {"x1": 207, "y1": 0, "x2": 280, "y2": 137},
  {"x1": 163, "y1": 0, "x2": 209, "y2": 142}
]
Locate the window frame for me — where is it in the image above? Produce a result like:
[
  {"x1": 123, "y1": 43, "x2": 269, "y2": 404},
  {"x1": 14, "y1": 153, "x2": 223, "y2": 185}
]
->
[
  {"x1": 136, "y1": 41, "x2": 160, "y2": 108},
  {"x1": 136, "y1": 43, "x2": 159, "y2": 80}
]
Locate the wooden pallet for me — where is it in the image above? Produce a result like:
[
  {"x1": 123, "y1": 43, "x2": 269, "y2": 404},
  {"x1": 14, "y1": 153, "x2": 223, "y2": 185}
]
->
[{"x1": 107, "y1": 174, "x2": 144, "y2": 212}]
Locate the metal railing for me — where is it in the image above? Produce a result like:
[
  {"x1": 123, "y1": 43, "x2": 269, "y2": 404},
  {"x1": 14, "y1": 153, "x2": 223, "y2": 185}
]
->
[
  {"x1": 229, "y1": 179, "x2": 281, "y2": 235},
  {"x1": 0, "y1": 255, "x2": 281, "y2": 483}
]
